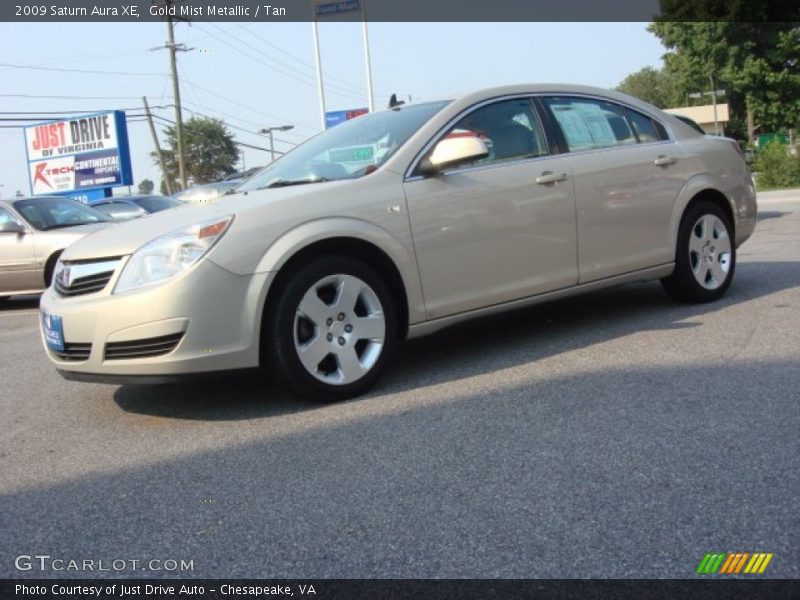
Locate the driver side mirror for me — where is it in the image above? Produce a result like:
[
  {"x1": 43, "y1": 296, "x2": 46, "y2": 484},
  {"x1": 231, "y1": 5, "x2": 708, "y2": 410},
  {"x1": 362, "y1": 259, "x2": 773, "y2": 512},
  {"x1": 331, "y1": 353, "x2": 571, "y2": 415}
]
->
[
  {"x1": 0, "y1": 220, "x2": 26, "y2": 235},
  {"x1": 418, "y1": 135, "x2": 489, "y2": 176}
]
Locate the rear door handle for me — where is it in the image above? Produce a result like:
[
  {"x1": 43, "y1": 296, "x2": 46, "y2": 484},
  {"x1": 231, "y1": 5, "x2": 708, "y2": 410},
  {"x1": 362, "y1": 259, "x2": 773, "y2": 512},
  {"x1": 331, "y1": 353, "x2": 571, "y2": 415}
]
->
[
  {"x1": 535, "y1": 171, "x2": 568, "y2": 185},
  {"x1": 653, "y1": 155, "x2": 677, "y2": 167}
]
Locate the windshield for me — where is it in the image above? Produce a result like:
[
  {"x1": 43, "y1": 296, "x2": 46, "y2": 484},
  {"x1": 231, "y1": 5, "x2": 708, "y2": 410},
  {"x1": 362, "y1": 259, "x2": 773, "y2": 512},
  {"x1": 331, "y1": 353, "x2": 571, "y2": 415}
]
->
[
  {"x1": 131, "y1": 196, "x2": 182, "y2": 213},
  {"x1": 13, "y1": 197, "x2": 109, "y2": 230},
  {"x1": 238, "y1": 100, "x2": 451, "y2": 191}
]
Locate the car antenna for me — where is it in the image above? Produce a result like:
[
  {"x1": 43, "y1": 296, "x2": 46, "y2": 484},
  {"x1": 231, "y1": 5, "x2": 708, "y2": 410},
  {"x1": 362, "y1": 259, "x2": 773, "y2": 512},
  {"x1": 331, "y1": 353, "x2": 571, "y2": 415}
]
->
[{"x1": 388, "y1": 93, "x2": 405, "y2": 109}]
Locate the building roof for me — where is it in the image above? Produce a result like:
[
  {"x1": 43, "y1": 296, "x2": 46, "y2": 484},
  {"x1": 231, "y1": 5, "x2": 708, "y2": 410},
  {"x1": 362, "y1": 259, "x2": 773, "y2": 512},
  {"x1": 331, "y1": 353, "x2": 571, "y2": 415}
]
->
[{"x1": 664, "y1": 104, "x2": 730, "y2": 125}]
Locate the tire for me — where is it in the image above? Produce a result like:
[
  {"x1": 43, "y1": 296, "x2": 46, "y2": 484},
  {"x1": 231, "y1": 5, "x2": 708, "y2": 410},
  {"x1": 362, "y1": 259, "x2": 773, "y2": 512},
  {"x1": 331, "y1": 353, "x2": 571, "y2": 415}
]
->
[
  {"x1": 662, "y1": 201, "x2": 736, "y2": 303},
  {"x1": 264, "y1": 255, "x2": 398, "y2": 402},
  {"x1": 44, "y1": 251, "x2": 62, "y2": 287}
]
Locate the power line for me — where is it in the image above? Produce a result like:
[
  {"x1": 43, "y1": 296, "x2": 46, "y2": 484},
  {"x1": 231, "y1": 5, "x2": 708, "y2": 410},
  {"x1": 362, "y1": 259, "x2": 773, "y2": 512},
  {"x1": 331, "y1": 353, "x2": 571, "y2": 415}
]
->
[
  {"x1": 0, "y1": 106, "x2": 172, "y2": 115},
  {"x1": 180, "y1": 77, "x2": 322, "y2": 134},
  {"x1": 196, "y1": 23, "x2": 366, "y2": 104},
  {"x1": 181, "y1": 99, "x2": 303, "y2": 147},
  {"x1": 137, "y1": 112, "x2": 280, "y2": 154},
  {"x1": 0, "y1": 93, "x2": 144, "y2": 100},
  {"x1": 0, "y1": 99, "x2": 299, "y2": 148},
  {"x1": 0, "y1": 62, "x2": 167, "y2": 77},
  {"x1": 234, "y1": 23, "x2": 391, "y2": 100}
]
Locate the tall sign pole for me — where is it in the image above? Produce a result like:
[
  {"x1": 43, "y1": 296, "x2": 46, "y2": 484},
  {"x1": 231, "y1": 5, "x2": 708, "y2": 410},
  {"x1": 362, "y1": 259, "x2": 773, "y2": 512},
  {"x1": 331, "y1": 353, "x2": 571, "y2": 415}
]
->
[
  {"x1": 312, "y1": 17, "x2": 327, "y2": 131},
  {"x1": 313, "y1": 0, "x2": 374, "y2": 127},
  {"x1": 362, "y1": 1, "x2": 375, "y2": 113}
]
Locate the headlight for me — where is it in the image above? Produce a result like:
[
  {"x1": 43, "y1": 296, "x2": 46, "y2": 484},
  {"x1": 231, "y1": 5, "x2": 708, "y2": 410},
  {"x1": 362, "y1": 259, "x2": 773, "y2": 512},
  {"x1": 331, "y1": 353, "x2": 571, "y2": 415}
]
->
[{"x1": 114, "y1": 215, "x2": 233, "y2": 294}]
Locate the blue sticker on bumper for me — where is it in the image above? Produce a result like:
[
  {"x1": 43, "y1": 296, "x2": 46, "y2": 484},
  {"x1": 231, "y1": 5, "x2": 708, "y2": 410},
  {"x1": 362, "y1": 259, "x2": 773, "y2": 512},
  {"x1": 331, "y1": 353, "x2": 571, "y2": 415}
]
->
[{"x1": 42, "y1": 312, "x2": 65, "y2": 352}]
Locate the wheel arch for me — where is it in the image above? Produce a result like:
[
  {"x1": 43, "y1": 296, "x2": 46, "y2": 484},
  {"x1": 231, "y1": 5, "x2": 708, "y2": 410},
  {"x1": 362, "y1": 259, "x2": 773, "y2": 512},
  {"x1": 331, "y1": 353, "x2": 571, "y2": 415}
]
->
[
  {"x1": 669, "y1": 177, "x2": 736, "y2": 257},
  {"x1": 254, "y1": 218, "x2": 424, "y2": 354},
  {"x1": 43, "y1": 249, "x2": 64, "y2": 287}
]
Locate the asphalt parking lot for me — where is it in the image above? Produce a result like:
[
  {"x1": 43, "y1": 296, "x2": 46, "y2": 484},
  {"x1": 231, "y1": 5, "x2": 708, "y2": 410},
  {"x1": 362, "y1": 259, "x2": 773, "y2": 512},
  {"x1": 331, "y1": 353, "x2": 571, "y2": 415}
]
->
[{"x1": 1, "y1": 191, "x2": 798, "y2": 579}]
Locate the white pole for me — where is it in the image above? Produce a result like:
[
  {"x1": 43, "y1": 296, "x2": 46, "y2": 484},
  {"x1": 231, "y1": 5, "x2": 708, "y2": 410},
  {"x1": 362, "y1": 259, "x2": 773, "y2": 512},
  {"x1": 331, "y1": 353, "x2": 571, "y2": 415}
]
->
[
  {"x1": 362, "y1": 1, "x2": 374, "y2": 113},
  {"x1": 312, "y1": 19, "x2": 327, "y2": 130}
]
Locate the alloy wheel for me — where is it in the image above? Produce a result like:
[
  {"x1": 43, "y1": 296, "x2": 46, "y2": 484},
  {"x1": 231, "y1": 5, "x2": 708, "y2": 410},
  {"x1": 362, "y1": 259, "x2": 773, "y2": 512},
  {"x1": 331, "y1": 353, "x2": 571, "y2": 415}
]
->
[
  {"x1": 293, "y1": 274, "x2": 386, "y2": 385},
  {"x1": 688, "y1": 214, "x2": 732, "y2": 290}
]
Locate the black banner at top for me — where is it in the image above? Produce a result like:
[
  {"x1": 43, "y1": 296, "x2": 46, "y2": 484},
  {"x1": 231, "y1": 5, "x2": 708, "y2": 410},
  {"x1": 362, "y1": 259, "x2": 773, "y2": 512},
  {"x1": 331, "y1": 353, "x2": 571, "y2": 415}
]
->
[{"x1": 1, "y1": 0, "x2": 798, "y2": 22}]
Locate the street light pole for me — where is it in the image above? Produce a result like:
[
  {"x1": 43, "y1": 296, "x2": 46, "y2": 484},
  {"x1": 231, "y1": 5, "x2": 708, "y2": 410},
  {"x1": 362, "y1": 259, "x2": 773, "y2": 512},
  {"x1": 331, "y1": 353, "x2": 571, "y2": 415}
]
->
[
  {"x1": 259, "y1": 125, "x2": 295, "y2": 163},
  {"x1": 710, "y1": 73, "x2": 719, "y2": 136},
  {"x1": 688, "y1": 86, "x2": 726, "y2": 136}
]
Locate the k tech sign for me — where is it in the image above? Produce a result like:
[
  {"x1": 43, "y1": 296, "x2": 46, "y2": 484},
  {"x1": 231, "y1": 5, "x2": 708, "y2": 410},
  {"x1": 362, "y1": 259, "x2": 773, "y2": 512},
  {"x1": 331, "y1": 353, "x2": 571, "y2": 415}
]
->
[{"x1": 24, "y1": 111, "x2": 133, "y2": 196}]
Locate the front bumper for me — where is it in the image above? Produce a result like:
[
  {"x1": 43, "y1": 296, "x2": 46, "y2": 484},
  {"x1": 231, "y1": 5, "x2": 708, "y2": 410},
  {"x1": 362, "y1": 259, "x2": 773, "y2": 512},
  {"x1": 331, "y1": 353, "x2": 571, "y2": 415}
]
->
[{"x1": 40, "y1": 258, "x2": 270, "y2": 381}]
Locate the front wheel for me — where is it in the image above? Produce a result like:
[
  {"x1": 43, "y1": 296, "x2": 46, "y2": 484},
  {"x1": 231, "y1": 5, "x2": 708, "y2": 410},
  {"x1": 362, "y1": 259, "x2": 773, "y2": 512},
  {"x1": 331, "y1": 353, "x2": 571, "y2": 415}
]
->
[
  {"x1": 264, "y1": 256, "x2": 397, "y2": 401},
  {"x1": 662, "y1": 201, "x2": 736, "y2": 303}
]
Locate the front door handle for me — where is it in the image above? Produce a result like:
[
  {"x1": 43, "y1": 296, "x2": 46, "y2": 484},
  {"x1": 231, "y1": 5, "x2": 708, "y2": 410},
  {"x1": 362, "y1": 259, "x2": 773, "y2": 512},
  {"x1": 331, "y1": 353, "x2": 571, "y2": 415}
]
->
[
  {"x1": 653, "y1": 155, "x2": 677, "y2": 167},
  {"x1": 535, "y1": 171, "x2": 568, "y2": 185}
]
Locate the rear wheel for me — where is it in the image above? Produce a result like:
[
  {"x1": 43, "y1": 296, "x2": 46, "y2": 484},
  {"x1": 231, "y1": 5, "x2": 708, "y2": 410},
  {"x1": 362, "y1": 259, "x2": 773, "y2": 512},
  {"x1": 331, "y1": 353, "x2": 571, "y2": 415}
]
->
[
  {"x1": 662, "y1": 201, "x2": 735, "y2": 303},
  {"x1": 265, "y1": 255, "x2": 397, "y2": 401}
]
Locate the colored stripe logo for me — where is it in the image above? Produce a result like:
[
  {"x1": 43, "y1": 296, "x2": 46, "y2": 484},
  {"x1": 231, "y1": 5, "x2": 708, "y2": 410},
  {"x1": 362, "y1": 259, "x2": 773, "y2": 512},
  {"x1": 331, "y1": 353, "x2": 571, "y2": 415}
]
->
[{"x1": 697, "y1": 552, "x2": 773, "y2": 574}]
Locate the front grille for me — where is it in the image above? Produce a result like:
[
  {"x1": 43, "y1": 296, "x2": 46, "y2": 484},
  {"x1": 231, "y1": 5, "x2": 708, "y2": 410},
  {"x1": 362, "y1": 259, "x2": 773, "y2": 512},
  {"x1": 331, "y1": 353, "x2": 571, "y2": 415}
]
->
[
  {"x1": 51, "y1": 342, "x2": 91, "y2": 362},
  {"x1": 55, "y1": 270, "x2": 114, "y2": 297},
  {"x1": 104, "y1": 332, "x2": 185, "y2": 360},
  {"x1": 53, "y1": 257, "x2": 120, "y2": 298}
]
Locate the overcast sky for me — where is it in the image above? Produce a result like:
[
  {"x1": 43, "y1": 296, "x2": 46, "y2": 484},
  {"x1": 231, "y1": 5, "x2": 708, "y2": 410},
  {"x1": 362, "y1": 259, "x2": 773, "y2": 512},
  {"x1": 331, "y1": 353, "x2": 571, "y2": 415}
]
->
[{"x1": 0, "y1": 22, "x2": 666, "y2": 196}]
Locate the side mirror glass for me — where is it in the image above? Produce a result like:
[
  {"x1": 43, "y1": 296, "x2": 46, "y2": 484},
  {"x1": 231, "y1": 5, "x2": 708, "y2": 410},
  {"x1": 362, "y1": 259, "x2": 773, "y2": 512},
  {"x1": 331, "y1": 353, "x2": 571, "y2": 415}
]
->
[{"x1": 420, "y1": 134, "x2": 489, "y2": 175}]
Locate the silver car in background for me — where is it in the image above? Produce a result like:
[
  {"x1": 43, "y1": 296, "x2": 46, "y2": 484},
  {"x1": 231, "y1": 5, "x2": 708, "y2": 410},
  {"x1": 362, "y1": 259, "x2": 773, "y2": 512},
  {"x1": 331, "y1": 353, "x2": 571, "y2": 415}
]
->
[
  {"x1": 91, "y1": 195, "x2": 184, "y2": 222},
  {"x1": 40, "y1": 84, "x2": 756, "y2": 400},
  {"x1": 0, "y1": 197, "x2": 110, "y2": 302},
  {"x1": 173, "y1": 181, "x2": 240, "y2": 204}
]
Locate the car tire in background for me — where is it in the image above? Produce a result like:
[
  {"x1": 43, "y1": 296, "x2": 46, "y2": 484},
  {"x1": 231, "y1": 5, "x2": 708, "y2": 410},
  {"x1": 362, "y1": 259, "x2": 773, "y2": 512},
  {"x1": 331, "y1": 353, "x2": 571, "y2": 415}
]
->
[
  {"x1": 264, "y1": 255, "x2": 398, "y2": 401},
  {"x1": 662, "y1": 201, "x2": 736, "y2": 303},
  {"x1": 44, "y1": 251, "x2": 62, "y2": 288}
]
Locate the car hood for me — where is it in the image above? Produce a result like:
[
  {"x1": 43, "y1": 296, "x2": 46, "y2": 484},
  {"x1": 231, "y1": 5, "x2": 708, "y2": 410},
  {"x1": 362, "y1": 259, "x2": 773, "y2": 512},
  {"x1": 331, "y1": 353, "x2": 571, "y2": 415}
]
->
[{"x1": 58, "y1": 184, "x2": 340, "y2": 261}]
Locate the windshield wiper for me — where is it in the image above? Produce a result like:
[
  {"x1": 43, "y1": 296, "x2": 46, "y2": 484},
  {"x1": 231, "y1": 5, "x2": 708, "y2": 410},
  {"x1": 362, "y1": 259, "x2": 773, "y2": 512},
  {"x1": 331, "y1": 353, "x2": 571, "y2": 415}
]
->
[
  {"x1": 258, "y1": 177, "x2": 330, "y2": 190},
  {"x1": 41, "y1": 222, "x2": 101, "y2": 230}
]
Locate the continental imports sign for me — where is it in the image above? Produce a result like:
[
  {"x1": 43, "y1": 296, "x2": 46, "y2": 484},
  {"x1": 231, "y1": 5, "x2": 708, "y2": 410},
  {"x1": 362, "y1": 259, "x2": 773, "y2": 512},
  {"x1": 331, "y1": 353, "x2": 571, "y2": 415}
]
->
[{"x1": 24, "y1": 111, "x2": 133, "y2": 196}]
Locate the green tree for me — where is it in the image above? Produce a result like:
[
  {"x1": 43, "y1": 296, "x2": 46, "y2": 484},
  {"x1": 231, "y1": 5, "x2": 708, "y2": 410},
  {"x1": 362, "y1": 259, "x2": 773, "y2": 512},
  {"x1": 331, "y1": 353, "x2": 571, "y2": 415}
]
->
[
  {"x1": 754, "y1": 141, "x2": 800, "y2": 190},
  {"x1": 153, "y1": 116, "x2": 240, "y2": 192},
  {"x1": 616, "y1": 66, "x2": 680, "y2": 108},
  {"x1": 649, "y1": 20, "x2": 800, "y2": 138},
  {"x1": 137, "y1": 178, "x2": 155, "y2": 195}
]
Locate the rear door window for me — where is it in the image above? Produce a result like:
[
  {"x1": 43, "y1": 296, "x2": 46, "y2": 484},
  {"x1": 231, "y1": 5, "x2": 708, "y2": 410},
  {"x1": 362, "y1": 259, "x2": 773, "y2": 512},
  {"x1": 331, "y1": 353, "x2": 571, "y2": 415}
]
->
[
  {"x1": 542, "y1": 96, "x2": 636, "y2": 152},
  {"x1": 626, "y1": 109, "x2": 662, "y2": 143}
]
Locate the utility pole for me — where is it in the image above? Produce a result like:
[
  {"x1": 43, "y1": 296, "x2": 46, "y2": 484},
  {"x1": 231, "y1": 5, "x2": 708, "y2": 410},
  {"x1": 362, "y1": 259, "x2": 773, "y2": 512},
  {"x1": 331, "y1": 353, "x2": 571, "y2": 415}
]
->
[
  {"x1": 259, "y1": 125, "x2": 294, "y2": 163},
  {"x1": 166, "y1": 16, "x2": 189, "y2": 189},
  {"x1": 746, "y1": 101, "x2": 756, "y2": 143},
  {"x1": 150, "y1": 1, "x2": 192, "y2": 188},
  {"x1": 143, "y1": 96, "x2": 172, "y2": 195},
  {"x1": 710, "y1": 73, "x2": 719, "y2": 136}
]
